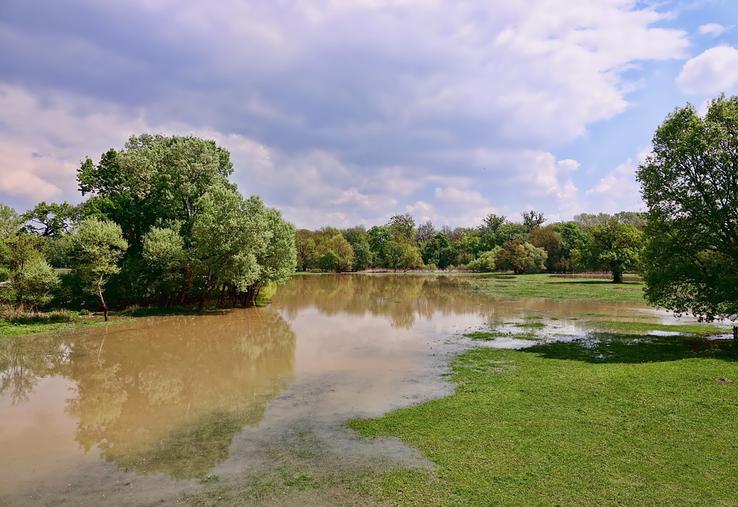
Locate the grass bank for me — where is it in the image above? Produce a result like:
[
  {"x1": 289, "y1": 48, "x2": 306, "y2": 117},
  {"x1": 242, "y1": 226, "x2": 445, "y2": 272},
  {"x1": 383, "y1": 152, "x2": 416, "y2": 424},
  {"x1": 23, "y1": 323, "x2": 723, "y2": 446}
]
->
[{"x1": 349, "y1": 335, "x2": 738, "y2": 505}]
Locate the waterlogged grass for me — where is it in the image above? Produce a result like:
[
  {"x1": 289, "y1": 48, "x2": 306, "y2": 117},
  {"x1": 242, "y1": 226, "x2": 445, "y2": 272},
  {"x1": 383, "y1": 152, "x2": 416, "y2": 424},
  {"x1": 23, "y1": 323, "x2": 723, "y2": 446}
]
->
[
  {"x1": 589, "y1": 320, "x2": 729, "y2": 336},
  {"x1": 471, "y1": 273, "x2": 646, "y2": 304},
  {"x1": 349, "y1": 336, "x2": 738, "y2": 505},
  {"x1": 463, "y1": 330, "x2": 537, "y2": 341}
]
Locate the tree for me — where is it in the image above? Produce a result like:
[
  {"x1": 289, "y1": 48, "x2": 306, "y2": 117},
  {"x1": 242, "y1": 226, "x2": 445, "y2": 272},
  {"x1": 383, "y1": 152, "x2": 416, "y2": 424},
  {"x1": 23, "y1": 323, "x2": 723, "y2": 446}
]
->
[
  {"x1": 342, "y1": 227, "x2": 373, "y2": 271},
  {"x1": 555, "y1": 222, "x2": 590, "y2": 272},
  {"x1": 422, "y1": 232, "x2": 455, "y2": 269},
  {"x1": 388, "y1": 213, "x2": 416, "y2": 243},
  {"x1": 13, "y1": 255, "x2": 58, "y2": 311},
  {"x1": 22, "y1": 201, "x2": 78, "y2": 239},
  {"x1": 587, "y1": 220, "x2": 642, "y2": 283},
  {"x1": 495, "y1": 240, "x2": 547, "y2": 274},
  {"x1": 384, "y1": 240, "x2": 423, "y2": 271},
  {"x1": 77, "y1": 134, "x2": 233, "y2": 248},
  {"x1": 368, "y1": 225, "x2": 391, "y2": 267},
  {"x1": 530, "y1": 225, "x2": 564, "y2": 272},
  {"x1": 522, "y1": 210, "x2": 545, "y2": 232},
  {"x1": 295, "y1": 230, "x2": 318, "y2": 271},
  {"x1": 0, "y1": 204, "x2": 23, "y2": 239},
  {"x1": 318, "y1": 250, "x2": 341, "y2": 272},
  {"x1": 191, "y1": 185, "x2": 267, "y2": 307},
  {"x1": 637, "y1": 95, "x2": 738, "y2": 336},
  {"x1": 142, "y1": 226, "x2": 186, "y2": 304},
  {"x1": 69, "y1": 218, "x2": 128, "y2": 320},
  {"x1": 416, "y1": 221, "x2": 435, "y2": 244},
  {"x1": 252, "y1": 206, "x2": 296, "y2": 300}
]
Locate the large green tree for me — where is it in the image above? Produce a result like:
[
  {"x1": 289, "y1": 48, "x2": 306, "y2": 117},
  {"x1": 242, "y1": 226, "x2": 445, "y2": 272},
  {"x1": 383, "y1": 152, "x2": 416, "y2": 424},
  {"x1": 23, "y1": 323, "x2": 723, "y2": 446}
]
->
[
  {"x1": 78, "y1": 134, "x2": 233, "y2": 247},
  {"x1": 587, "y1": 220, "x2": 642, "y2": 283},
  {"x1": 69, "y1": 218, "x2": 128, "y2": 320},
  {"x1": 637, "y1": 96, "x2": 738, "y2": 336}
]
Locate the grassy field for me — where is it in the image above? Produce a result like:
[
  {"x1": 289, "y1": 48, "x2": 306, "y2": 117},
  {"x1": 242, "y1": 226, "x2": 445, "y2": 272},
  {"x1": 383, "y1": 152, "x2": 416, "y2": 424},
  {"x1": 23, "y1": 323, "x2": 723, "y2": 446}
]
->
[
  {"x1": 349, "y1": 336, "x2": 738, "y2": 506},
  {"x1": 470, "y1": 273, "x2": 646, "y2": 304}
]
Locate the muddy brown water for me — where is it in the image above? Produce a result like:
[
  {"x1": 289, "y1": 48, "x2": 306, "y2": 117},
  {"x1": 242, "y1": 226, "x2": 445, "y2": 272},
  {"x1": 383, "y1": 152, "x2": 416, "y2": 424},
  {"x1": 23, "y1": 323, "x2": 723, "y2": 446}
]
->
[{"x1": 0, "y1": 274, "x2": 677, "y2": 505}]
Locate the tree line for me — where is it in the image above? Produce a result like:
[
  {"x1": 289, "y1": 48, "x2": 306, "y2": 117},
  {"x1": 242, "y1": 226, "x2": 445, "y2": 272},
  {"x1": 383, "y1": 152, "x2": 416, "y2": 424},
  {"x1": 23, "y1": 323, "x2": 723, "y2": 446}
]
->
[
  {"x1": 0, "y1": 135, "x2": 297, "y2": 319},
  {"x1": 296, "y1": 210, "x2": 645, "y2": 283},
  {"x1": 0, "y1": 95, "x2": 736, "y2": 334}
]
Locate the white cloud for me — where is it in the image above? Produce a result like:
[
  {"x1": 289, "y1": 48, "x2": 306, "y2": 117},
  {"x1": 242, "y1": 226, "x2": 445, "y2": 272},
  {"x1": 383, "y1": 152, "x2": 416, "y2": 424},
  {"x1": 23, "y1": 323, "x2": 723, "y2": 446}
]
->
[
  {"x1": 583, "y1": 150, "x2": 649, "y2": 213},
  {"x1": 0, "y1": 0, "x2": 692, "y2": 223},
  {"x1": 677, "y1": 45, "x2": 738, "y2": 95},
  {"x1": 698, "y1": 23, "x2": 729, "y2": 37}
]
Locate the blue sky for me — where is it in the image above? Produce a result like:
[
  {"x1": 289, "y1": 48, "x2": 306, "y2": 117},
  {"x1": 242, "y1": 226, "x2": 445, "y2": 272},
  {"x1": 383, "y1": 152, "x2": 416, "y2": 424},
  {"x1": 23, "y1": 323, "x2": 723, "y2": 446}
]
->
[{"x1": 1, "y1": 0, "x2": 737, "y2": 228}]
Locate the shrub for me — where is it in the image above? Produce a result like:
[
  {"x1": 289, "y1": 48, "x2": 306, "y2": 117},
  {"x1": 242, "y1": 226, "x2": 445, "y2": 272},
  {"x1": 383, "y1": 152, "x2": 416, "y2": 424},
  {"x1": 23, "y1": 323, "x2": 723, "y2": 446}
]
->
[{"x1": 496, "y1": 240, "x2": 547, "y2": 274}]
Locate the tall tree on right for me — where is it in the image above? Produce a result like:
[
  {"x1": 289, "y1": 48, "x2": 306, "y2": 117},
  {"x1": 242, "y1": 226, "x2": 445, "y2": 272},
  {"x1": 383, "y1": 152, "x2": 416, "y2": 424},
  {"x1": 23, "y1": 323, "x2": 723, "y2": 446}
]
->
[{"x1": 637, "y1": 95, "x2": 738, "y2": 338}]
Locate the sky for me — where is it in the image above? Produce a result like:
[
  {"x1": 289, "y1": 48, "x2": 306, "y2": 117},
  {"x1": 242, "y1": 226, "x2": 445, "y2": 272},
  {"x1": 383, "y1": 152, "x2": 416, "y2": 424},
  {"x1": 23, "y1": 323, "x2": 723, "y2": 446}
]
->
[{"x1": 1, "y1": 0, "x2": 737, "y2": 229}]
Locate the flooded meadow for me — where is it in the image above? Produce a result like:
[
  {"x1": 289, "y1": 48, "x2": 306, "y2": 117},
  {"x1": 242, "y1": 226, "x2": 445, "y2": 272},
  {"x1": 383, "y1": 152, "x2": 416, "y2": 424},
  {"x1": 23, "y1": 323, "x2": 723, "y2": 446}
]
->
[{"x1": 0, "y1": 274, "x2": 703, "y2": 505}]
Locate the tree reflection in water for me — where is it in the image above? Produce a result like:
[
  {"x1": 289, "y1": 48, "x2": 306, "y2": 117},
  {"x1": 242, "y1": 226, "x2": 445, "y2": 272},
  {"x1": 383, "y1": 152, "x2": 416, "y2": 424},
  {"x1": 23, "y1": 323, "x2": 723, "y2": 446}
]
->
[{"x1": 0, "y1": 307, "x2": 295, "y2": 480}]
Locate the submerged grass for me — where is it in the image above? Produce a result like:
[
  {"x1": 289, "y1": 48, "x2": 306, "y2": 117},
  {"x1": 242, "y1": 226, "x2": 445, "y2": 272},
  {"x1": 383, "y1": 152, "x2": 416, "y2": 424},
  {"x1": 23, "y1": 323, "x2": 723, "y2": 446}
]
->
[
  {"x1": 589, "y1": 320, "x2": 729, "y2": 336},
  {"x1": 349, "y1": 336, "x2": 738, "y2": 505}
]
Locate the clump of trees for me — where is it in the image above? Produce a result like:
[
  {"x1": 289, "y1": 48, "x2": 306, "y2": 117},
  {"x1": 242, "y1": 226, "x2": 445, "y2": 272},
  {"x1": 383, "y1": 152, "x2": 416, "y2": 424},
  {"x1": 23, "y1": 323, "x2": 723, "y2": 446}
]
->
[
  {"x1": 0, "y1": 134, "x2": 296, "y2": 318},
  {"x1": 295, "y1": 209, "x2": 644, "y2": 282},
  {"x1": 637, "y1": 95, "x2": 738, "y2": 337}
]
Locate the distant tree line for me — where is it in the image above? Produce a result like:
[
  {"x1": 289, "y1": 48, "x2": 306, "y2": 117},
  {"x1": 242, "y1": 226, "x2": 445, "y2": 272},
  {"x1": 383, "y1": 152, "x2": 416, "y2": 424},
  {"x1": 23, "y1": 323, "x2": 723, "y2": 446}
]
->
[
  {"x1": 0, "y1": 135, "x2": 296, "y2": 319},
  {"x1": 296, "y1": 210, "x2": 645, "y2": 283}
]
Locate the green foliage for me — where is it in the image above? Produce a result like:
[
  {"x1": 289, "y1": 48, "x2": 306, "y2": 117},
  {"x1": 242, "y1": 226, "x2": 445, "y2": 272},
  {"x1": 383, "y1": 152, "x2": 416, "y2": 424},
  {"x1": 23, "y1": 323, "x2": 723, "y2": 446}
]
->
[
  {"x1": 555, "y1": 221, "x2": 590, "y2": 272},
  {"x1": 22, "y1": 201, "x2": 78, "y2": 239},
  {"x1": 465, "y1": 247, "x2": 500, "y2": 272},
  {"x1": 192, "y1": 185, "x2": 266, "y2": 301},
  {"x1": 142, "y1": 226, "x2": 186, "y2": 302},
  {"x1": 257, "y1": 207, "x2": 297, "y2": 285},
  {"x1": 587, "y1": 220, "x2": 643, "y2": 283},
  {"x1": 0, "y1": 204, "x2": 24, "y2": 240},
  {"x1": 529, "y1": 225, "x2": 564, "y2": 272},
  {"x1": 17, "y1": 256, "x2": 58, "y2": 310},
  {"x1": 573, "y1": 211, "x2": 646, "y2": 228},
  {"x1": 421, "y1": 232, "x2": 455, "y2": 269},
  {"x1": 495, "y1": 240, "x2": 547, "y2": 274},
  {"x1": 77, "y1": 134, "x2": 233, "y2": 248},
  {"x1": 384, "y1": 240, "x2": 423, "y2": 271},
  {"x1": 318, "y1": 250, "x2": 341, "y2": 272},
  {"x1": 68, "y1": 218, "x2": 128, "y2": 316},
  {"x1": 342, "y1": 227, "x2": 373, "y2": 271},
  {"x1": 521, "y1": 209, "x2": 545, "y2": 231},
  {"x1": 637, "y1": 95, "x2": 738, "y2": 322},
  {"x1": 387, "y1": 213, "x2": 416, "y2": 242},
  {"x1": 367, "y1": 225, "x2": 391, "y2": 266}
]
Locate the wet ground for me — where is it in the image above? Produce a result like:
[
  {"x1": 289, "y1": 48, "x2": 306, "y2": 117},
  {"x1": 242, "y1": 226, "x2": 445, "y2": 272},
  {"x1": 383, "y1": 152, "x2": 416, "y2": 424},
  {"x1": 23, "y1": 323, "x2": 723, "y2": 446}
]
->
[{"x1": 0, "y1": 274, "x2": 707, "y2": 505}]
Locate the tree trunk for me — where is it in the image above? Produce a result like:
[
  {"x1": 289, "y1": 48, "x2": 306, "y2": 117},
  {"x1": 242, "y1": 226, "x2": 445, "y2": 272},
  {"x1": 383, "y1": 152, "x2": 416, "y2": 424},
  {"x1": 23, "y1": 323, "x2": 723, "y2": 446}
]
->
[
  {"x1": 612, "y1": 269, "x2": 623, "y2": 284},
  {"x1": 97, "y1": 279, "x2": 109, "y2": 322},
  {"x1": 733, "y1": 325, "x2": 737, "y2": 341}
]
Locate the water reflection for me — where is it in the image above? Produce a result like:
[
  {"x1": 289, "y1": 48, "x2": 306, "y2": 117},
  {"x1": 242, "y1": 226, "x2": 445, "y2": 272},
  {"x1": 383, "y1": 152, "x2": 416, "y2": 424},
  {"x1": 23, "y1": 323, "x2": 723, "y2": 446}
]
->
[
  {"x1": 1, "y1": 274, "x2": 654, "y2": 503},
  {"x1": 0, "y1": 308, "x2": 295, "y2": 481},
  {"x1": 274, "y1": 274, "x2": 642, "y2": 328}
]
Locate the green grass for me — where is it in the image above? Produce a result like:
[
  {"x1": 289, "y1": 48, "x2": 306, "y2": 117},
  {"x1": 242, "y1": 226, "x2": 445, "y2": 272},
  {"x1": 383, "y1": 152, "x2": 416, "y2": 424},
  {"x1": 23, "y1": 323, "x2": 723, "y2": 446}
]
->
[
  {"x1": 470, "y1": 273, "x2": 646, "y2": 304},
  {"x1": 349, "y1": 336, "x2": 738, "y2": 506}
]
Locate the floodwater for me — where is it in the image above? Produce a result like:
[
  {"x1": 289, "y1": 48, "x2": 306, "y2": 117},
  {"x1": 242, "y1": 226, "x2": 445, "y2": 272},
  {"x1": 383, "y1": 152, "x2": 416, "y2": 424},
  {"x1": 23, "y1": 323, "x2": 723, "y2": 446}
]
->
[{"x1": 0, "y1": 274, "x2": 679, "y2": 505}]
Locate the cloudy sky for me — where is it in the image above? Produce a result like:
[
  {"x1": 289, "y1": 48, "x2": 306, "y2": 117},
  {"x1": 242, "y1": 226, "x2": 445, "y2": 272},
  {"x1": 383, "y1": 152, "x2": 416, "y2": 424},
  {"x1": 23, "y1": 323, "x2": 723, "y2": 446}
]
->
[{"x1": 1, "y1": 0, "x2": 737, "y2": 228}]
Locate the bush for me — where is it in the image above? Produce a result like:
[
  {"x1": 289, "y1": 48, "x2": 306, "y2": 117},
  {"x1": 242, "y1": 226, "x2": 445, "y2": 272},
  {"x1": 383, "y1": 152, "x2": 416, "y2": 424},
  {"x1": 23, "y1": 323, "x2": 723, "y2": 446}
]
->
[
  {"x1": 466, "y1": 248, "x2": 500, "y2": 272},
  {"x1": 1, "y1": 309, "x2": 77, "y2": 324},
  {"x1": 496, "y1": 240, "x2": 547, "y2": 274}
]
